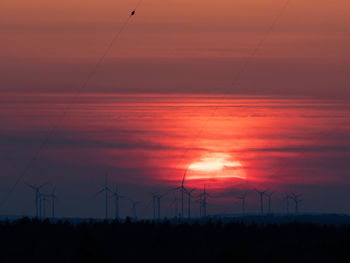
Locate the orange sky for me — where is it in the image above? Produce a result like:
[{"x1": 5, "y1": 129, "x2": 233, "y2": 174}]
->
[
  {"x1": 1, "y1": 2, "x2": 350, "y2": 217},
  {"x1": 1, "y1": 0, "x2": 350, "y2": 96}
]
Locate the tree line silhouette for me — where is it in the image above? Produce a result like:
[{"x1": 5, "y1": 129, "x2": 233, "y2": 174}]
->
[{"x1": 0, "y1": 217, "x2": 349, "y2": 262}]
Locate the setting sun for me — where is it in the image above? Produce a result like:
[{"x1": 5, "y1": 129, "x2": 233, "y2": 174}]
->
[{"x1": 187, "y1": 153, "x2": 246, "y2": 180}]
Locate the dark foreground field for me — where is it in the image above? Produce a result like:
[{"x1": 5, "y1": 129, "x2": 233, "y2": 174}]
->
[{"x1": 1, "y1": 217, "x2": 350, "y2": 263}]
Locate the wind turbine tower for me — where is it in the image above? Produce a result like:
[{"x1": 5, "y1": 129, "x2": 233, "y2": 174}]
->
[
  {"x1": 171, "y1": 196, "x2": 179, "y2": 217},
  {"x1": 157, "y1": 194, "x2": 166, "y2": 220},
  {"x1": 285, "y1": 193, "x2": 291, "y2": 214},
  {"x1": 255, "y1": 189, "x2": 266, "y2": 215},
  {"x1": 265, "y1": 192, "x2": 274, "y2": 214},
  {"x1": 42, "y1": 194, "x2": 47, "y2": 218},
  {"x1": 236, "y1": 191, "x2": 248, "y2": 215},
  {"x1": 152, "y1": 193, "x2": 165, "y2": 220},
  {"x1": 157, "y1": 195, "x2": 161, "y2": 220},
  {"x1": 185, "y1": 189, "x2": 195, "y2": 219},
  {"x1": 180, "y1": 170, "x2": 189, "y2": 218},
  {"x1": 113, "y1": 184, "x2": 123, "y2": 220},
  {"x1": 202, "y1": 185, "x2": 208, "y2": 217},
  {"x1": 152, "y1": 194, "x2": 156, "y2": 219},
  {"x1": 26, "y1": 183, "x2": 46, "y2": 218},
  {"x1": 291, "y1": 193, "x2": 302, "y2": 214},
  {"x1": 199, "y1": 191, "x2": 202, "y2": 217},
  {"x1": 175, "y1": 197, "x2": 178, "y2": 217},
  {"x1": 50, "y1": 186, "x2": 57, "y2": 219},
  {"x1": 131, "y1": 200, "x2": 140, "y2": 219},
  {"x1": 97, "y1": 175, "x2": 112, "y2": 219}
]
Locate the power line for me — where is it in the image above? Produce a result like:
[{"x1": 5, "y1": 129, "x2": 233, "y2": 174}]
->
[
  {"x1": 0, "y1": 5, "x2": 141, "y2": 208},
  {"x1": 173, "y1": 0, "x2": 292, "y2": 184}
]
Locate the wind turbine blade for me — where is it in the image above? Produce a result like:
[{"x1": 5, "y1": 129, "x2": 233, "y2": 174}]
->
[
  {"x1": 38, "y1": 182, "x2": 48, "y2": 189},
  {"x1": 95, "y1": 189, "x2": 105, "y2": 196},
  {"x1": 25, "y1": 183, "x2": 36, "y2": 190}
]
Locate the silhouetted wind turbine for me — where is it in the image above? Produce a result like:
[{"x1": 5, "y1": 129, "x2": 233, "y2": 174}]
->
[
  {"x1": 97, "y1": 175, "x2": 112, "y2": 219},
  {"x1": 112, "y1": 184, "x2": 123, "y2": 220},
  {"x1": 235, "y1": 191, "x2": 248, "y2": 215},
  {"x1": 179, "y1": 169, "x2": 190, "y2": 218},
  {"x1": 198, "y1": 190, "x2": 202, "y2": 217},
  {"x1": 170, "y1": 195, "x2": 179, "y2": 218},
  {"x1": 152, "y1": 193, "x2": 166, "y2": 220},
  {"x1": 195, "y1": 188, "x2": 209, "y2": 217},
  {"x1": 129, "y1": 199, "x2": 141, "y2": 219},
  {"x1": 255, "y1": 189, "x2": 266, "y2": 215},
  {"x1": 152, "y1": 194, "x2": 157, "y2": 219},
  {"x1": 202, "y1": 185, "x2": 209, "y2": 217},
  {"x1": 50, "y1": 186, "x2": 57, "y2": 219},
  {"x1": 169, "y1": 169, "x2": 189, "y2": 218},
  {"x1": 26, "y1": 183, "x2": 46, "y2": 218},
  {"x1": 42, "y1": 194, "x2": 48, "y2": 218},
  {"x1": 291, "y1": 193, "x2": 303, "y2": 214},
  {"x1": 184, "y1": 188, "x2": 195, "y2": 219},
  {"x1": 284, "y1": 193, "x2": 291, "y2": 214},
  {"x1": 265, "y1": 191, "x2": 275, "y2": 214}
]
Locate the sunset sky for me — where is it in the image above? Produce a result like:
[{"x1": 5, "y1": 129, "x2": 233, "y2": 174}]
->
[
  {"x1": 2, "y1": 0, "x2": 350, "y2": 96},
  {"x1": 1, "y1": 0, "x2": 350, "y2": 218}
]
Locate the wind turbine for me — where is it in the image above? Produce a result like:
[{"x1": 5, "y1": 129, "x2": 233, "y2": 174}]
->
[
  {"x1": 202, "y1": 185, "x2": 209, "y2": 217},
  {"x1": 26, "y1": 183, "x2": 46, "y2": 218},
  {"x1": 184, "y1": 188, "x2": 195, "y2": 219},
  {"x1": 112, "y1": 184, "x2": 124, "y2": 220},
  {"x1": 97, "y1": 175, "x2": 112, "y2": 219},
  {"x1": 196, "y1": 187, "x2": 209, "y2": 217},
  {"x1": 198, "y1": 190, "x2": 202, "y2": 217},
  {"x1": 235, "y1": 191, "x2": 248, "y2": 215},
  {"x1": 37, "y1": 191, "x2": 50, "y2": 219},
  {"x1": 255, "y1": 189, "x2": 266, "y2": 215},
  {"x1": 152, "y1": 193, "x2": 166, "y2": 220},
  {"x1": 152, "y1": 194, "x2": 157, "y2": 219},
  {"x1": 178, "y1": 169, "x2": 190, "y2": 218},
  {"x1": 169, "y1": 168, "x2": 188, "y2": 218},
  {"x1": 129, "y1": 199, "x2": 141, "y2": 219},
  {"x1": 170, "y1": 195, "x2": 179, "y2": 218},
  {"x1": 168, "y1": 168, "x2": 190, "y2": 218},
  {"x1": 50, "y1": 186, "x2": 57, "y2": 219},
  {"x1": 290, "y1": 193, "x2": 303, "y2": 214},
  {"x1": 265, "y1": 191, "x2": 275, "y2": 214},
  {"x1": 42, "y1": 194, "x2": 47, "y2": 218},
  {"x1": 284, "y1": 193, "x2": 291, "y2": 214}
]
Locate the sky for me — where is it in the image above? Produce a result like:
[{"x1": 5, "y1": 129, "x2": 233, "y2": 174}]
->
[
  {"x1": 2, "y1": 0, "x2": 350, "y2": 96},
  {"x1": 1, "y1": 0, "x2": 350, "y2": 218}
]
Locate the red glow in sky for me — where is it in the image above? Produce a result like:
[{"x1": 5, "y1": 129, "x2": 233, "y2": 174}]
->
[
  {"x1": 2, "y1": 94, "x2": 349, "y2": 189},
  {"x1": 1, "y1": 1, "x2": 350, "y2": 217},
  {"x1": 1, "y1": 94, "x2": 350, "y2": 216}
]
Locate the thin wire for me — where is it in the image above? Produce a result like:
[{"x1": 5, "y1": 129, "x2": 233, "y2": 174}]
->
[
  {"x1": 176, "y1": 0, "x2": 292, "y2": 184},
  {"x1": 0, "y1": 11, "x2": 136, "y2": 208},
  {"x1": 83, "y1": 0, "x2": 146, "y2": 211},
  {"x1": 134, "y1": 0, "x2": 144, "y2": 10}
]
